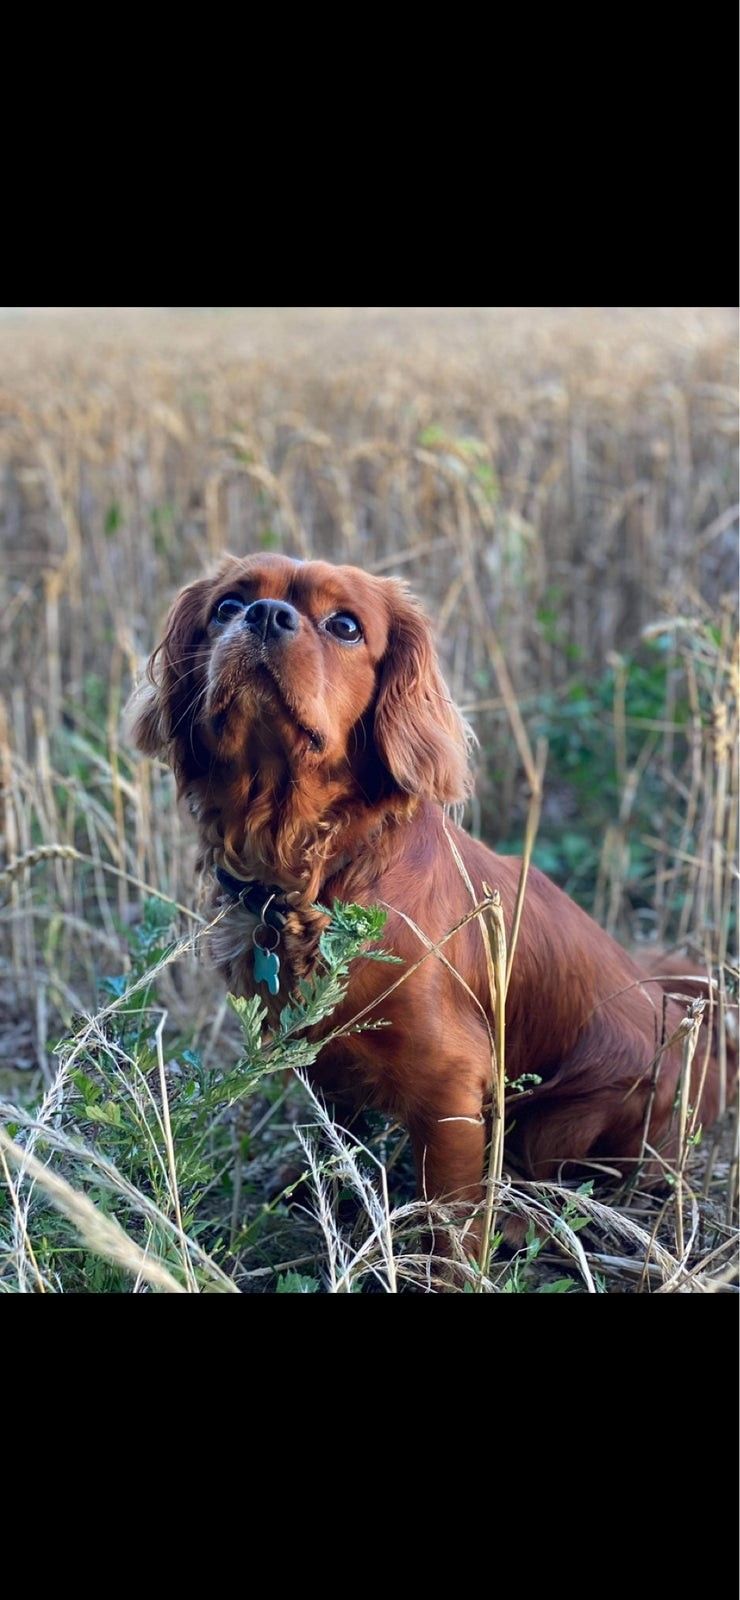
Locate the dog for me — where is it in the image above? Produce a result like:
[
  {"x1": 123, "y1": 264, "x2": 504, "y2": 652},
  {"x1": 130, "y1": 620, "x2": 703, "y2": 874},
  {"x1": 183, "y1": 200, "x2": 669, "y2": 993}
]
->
[{"x1": 127, "y1": 552, "x2": 732, "y2": 1247}]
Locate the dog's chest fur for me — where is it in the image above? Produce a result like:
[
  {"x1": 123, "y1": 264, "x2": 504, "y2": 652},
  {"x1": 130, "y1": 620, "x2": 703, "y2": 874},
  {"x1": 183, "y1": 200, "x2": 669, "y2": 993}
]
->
[{"x1": 206, "y1": 888, "x2": 331, "y2": 1019}]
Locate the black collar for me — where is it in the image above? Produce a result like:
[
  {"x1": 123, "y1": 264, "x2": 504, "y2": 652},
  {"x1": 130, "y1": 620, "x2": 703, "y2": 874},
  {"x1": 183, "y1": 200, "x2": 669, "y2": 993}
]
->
[{"x1": 214, "y1": 867, "x2": 289, "y2": 930}]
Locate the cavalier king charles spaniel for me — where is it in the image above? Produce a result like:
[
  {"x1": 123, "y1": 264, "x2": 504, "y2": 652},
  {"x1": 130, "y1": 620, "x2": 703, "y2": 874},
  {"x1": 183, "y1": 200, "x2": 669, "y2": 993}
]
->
[{"x1": 128, "y1": 552, "x2": 731, "y2": 1245}]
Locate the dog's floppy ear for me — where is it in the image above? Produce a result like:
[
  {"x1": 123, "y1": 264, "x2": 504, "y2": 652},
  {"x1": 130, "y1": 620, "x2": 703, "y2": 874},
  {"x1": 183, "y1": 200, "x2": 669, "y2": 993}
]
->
[
  {"x1": 124, "y1": 678, "x2": 167, "y2": 757},
  {"x1": 124, "y1": 575, "x2": 215, "y2": 763},
  {"x1": 373, "y1": 581, "x2": 473, "y2": 805}
]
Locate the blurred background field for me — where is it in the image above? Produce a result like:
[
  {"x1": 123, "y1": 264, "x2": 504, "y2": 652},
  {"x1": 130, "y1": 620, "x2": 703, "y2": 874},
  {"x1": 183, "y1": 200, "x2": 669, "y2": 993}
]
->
[{"x1": 0, "y1": 306, "x2": 737, "y2": 1292}]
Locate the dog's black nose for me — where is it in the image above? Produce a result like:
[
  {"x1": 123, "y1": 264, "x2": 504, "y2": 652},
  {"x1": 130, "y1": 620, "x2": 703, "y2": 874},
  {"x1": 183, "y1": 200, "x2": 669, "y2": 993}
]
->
[{"x1": 244, "y1": 598, "x2": 300, "y2": 641}]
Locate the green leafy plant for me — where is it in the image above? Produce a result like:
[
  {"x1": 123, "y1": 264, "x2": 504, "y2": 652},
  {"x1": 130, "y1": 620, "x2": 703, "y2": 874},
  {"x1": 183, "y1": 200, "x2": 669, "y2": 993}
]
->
[{"x1": 0, "y1": 900, "x2": 397, "y2": 1294}]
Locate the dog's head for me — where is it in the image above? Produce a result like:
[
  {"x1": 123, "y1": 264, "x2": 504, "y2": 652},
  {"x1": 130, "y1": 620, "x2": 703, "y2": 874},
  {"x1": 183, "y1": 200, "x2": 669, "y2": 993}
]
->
[{"x1": 127, "y1": 553, "x2": 472, "y2": 816}]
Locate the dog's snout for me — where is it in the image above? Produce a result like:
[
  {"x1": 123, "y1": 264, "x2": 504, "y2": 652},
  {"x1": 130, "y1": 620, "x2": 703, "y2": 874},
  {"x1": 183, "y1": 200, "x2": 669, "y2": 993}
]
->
[{"x1": 244, "y1": 598, "x2": 300, "y2": 642}]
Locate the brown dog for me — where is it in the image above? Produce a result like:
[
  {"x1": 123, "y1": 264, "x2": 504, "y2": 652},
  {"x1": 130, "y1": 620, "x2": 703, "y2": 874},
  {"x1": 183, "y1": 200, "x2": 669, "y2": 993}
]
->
[{"x1": 128, "y1": 552, "x2": 732, "y2": 1235}]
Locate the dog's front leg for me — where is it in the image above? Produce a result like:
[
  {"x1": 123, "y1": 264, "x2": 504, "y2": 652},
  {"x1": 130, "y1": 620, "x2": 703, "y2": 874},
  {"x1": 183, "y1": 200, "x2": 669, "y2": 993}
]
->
[{"x1": 410, "y1": 1097, "x2": 486, "y2": 1280}]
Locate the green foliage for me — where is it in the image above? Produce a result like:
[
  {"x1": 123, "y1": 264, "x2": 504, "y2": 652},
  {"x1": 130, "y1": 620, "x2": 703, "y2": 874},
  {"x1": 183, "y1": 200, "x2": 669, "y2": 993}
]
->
[
  {"x1": 276, "y1": 1271, "x2": 320, "y2": 1293},
  {"x1": 272, "y1": 903, "x2": 399, "y2": 1048},
  {"x1": 149, "y1": 503, "x2": 177, "y2": 555},
  {"x1": 81, "y1": 672, "x2": 110, "y2": 726},
  {"x1": 495, "y1": 638, "x2": 690, "y2": 906},
  {"x1": 0, "y1": 899, "x2": 395, "y2": 1294},
  {"x1": 500, "y1": 1185, "x2": 591, "y2": 1292},
  {"x1": 104, "y1": 502, "x2": 123, "y2": 536},
  {"x1": 506, "y1": 1071, "x2": 543, "y2": 1094},
  {"x1": 553, "y1": 1183, "x2": 593, "y2": 1237},
  {"x1": 258, "y1": 527, "x2": 280, "y2": 550}
]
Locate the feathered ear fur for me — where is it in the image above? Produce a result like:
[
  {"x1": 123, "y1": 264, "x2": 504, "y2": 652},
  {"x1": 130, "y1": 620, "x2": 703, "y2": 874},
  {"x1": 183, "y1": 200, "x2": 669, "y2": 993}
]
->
[
  {"x1": 123, "y1": 678, "x2": 167, "y2": 757},
  {"x1": 123, "y1": 574, "x2": 216, "y2": 765},
  {"x1": 373, "y1": 582, "x2": 473, "y2": 805}
]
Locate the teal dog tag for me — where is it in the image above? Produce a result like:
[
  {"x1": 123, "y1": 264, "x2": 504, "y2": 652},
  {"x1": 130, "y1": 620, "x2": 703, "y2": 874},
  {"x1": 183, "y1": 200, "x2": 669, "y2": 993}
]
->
[{"x1": 254, "y1": 945, "x2": 280, "y2": 995}]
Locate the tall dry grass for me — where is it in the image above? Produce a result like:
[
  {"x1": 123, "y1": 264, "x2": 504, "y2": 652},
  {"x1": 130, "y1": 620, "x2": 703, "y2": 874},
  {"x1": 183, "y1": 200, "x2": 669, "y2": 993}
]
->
[{"x1": 0, "y1": 307, "x2": 737, "y2": 1291}]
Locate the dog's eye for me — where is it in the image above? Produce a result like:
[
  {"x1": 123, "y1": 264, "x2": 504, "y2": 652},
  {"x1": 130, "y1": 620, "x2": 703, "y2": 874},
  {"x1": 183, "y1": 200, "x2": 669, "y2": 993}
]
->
[
  {"x1": 213, "y1": 596, "x2": 245, "y2": 624},
  {"x1": 324, "y1": 613, "x2": 363, "y2": 643}
]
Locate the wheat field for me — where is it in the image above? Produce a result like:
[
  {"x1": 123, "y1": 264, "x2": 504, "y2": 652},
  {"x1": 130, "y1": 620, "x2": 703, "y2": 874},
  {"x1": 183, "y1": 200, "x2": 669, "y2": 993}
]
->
[{"x1": 0, "y1": 306, "x2": 737, "y2": 1292}]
